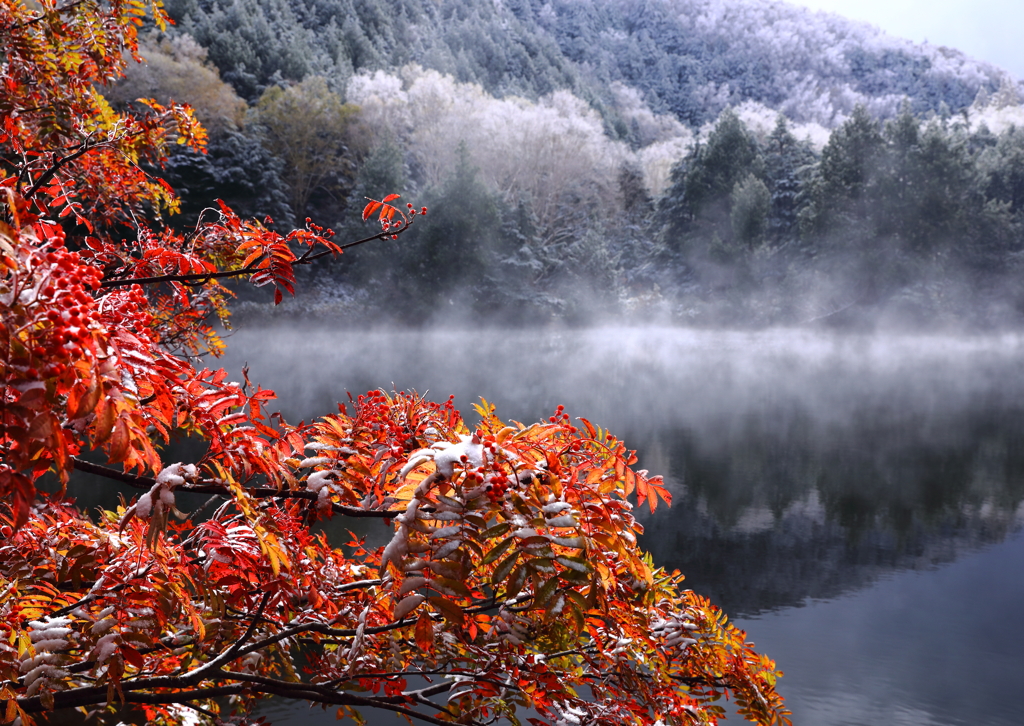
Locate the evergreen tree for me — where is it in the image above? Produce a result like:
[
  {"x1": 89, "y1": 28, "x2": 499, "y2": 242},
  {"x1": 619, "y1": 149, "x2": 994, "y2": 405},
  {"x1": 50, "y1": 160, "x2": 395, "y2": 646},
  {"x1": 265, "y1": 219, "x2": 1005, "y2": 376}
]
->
[
  {"x1": 396, "y1": 144, "x2": 501, "y2": 319},
  {"x1": 659, "y1": 108, "x2": 764, "y2": 259},
  {"x1": 801, "y1": 105, "x2": 884, "y2": 239},
  {"x1": 730, "y1": 173, "x2": 771, "y2": 248},
  {"x1": 763, "y1": 115, "x2": 815, "y2": 245}
]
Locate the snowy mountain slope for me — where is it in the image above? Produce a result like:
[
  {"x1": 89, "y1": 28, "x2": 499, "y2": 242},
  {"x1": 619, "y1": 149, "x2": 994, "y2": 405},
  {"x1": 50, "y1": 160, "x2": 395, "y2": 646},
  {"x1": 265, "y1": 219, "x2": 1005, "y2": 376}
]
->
[
  {"x1": 170, "y1": 0, "x2": 1017, "y2": 129},
  {"x1": 551, "y1": 0, "x2": 1010, "y2": 125}
]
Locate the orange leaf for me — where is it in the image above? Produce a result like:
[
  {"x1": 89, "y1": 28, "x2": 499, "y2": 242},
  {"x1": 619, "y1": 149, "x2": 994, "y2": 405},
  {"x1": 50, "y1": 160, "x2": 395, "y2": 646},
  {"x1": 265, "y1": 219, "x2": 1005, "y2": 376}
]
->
[
  {"x1": 92, "y1": 398, "x2": 117, "y2": 444},
  {"x1": 415, "y1": 610, "x2": 433, "y2": 652},
  {"x1": 68, "y1": 381, "x2": 101, "y2": 420},
  {"x1": 108, "y1": 417, "x2": 132, "y2": 462}
]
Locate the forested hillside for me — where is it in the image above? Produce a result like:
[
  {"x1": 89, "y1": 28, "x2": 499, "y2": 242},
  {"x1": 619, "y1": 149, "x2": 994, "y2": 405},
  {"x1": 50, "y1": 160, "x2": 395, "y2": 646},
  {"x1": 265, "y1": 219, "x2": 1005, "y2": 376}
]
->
[{"x1": 115, "y1": 0, "x2": 1024, "y2": 327}]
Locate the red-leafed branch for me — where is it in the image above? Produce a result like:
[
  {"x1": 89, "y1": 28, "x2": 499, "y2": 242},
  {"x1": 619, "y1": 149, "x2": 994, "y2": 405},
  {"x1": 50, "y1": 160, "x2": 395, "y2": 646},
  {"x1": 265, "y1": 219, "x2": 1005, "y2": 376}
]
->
[{"x1": 96, "y1": 226, "x2": 404, "y2": 288}]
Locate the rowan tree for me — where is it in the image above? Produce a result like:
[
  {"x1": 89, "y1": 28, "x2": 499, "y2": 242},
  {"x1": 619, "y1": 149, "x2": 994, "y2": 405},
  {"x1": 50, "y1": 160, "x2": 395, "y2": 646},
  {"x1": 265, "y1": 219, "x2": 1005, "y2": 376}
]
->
[{"x1": 0, "y1": 2, "x2": 790, "y2": 725}]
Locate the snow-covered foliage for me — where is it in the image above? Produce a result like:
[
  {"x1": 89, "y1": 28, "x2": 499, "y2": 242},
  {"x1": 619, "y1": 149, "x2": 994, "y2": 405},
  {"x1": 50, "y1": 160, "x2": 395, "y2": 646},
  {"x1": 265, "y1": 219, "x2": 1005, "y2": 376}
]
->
[
  {"x1": 348, "y1": 66, "x2": 693, "y2": 205},
  {"x1": 966, "y1": 77, "x2": 1024, "y2": 135},
  {"x1": 713, "y1": 100, "x2": 832, "y2": 150},
  {"x1": 349, "y1": 67, "x2": 630, "y2": 218},
  {"x1": 173, "y1": 0, "x2": 1020, "y2": 131},
  {"x1": 567, "y1": 0, "x2": 1013, "y2": 126},
  {"x1": 154, "y1": 0, "x2": 1024, "y2": 327}
]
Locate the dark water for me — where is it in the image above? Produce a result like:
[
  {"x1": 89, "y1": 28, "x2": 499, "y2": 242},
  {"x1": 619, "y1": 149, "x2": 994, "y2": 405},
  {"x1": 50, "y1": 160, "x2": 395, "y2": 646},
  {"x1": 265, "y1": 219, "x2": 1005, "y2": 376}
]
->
[{"x1": 212, "y1": 325, "x2": 1024, "y2": 726}]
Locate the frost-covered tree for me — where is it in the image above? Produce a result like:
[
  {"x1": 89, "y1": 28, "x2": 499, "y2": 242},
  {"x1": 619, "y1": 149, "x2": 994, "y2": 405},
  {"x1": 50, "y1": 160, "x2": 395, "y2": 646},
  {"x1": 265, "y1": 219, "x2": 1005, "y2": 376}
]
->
[
  {"x1": 730, "y1": 174, "x2": 771, "y2": 247},
  {"x1": 347, "y1": 67, "x2": 634, "y2": 247},
  {"x1": 800, "y1": 105, "x2": 885, "y2": 240},
  {"x1": 762, "y1": 116, "x2": 816, "y2": 245},
  {"x1": 659, "y1": 109, "x2": 765, "y2": 260}
]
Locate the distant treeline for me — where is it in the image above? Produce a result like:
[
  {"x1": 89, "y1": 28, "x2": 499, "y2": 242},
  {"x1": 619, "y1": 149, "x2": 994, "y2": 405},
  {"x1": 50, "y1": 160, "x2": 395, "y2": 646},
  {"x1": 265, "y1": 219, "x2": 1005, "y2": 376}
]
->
[
  {"x1": 116, "y1": 0, "x2": 1024, "y2": 327},
  {"x1": 164, "y1": 0, "x2": 1009, "y2": 127}
]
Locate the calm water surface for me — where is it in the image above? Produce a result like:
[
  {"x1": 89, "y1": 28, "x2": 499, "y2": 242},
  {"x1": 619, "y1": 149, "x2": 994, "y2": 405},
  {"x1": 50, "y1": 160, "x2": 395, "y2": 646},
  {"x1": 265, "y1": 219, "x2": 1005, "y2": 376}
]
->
[{"x1": 216, "y1": 325, "x2": 1024, "y2": 726}]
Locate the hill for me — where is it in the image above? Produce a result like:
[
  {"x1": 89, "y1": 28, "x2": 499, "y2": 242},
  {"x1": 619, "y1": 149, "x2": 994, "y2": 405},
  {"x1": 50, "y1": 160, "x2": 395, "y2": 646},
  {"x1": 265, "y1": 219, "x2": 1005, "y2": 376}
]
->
[
  {"x1": 115, "y1": 0, "x2": 1024, "y2": 327},
  {"x1": 167, "y1": 0, "x2": 1016, "y2": 128}
]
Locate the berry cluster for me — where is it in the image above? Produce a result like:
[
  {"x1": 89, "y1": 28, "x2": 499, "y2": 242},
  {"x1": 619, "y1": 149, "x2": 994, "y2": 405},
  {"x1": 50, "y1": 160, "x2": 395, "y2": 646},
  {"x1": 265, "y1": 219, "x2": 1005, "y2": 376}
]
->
[
  {"x1": 484, "y1": 471, "x2": 512, "y2": 501},
  {"x1": 548, "y1": 404, "x2": 578, "y2": 434},
  {"x1": 303, "y1": 217, "x2": 335, "y2": 238},
  {"x1": 19, "y1": 248, "x2": 105, "y2": 379}
]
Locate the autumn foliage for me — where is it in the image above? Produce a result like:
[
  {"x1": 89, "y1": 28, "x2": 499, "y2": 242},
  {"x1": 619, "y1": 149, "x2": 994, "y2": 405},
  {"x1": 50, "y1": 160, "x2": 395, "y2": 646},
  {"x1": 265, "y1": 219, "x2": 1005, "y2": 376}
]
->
[{"x1": 0, "y1": 1, "x2": 788, "y2": 725}]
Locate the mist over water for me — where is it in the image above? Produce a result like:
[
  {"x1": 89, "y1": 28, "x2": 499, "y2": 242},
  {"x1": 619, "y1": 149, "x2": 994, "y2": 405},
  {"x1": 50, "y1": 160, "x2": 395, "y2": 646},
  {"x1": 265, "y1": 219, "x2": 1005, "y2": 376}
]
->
[
  {"x1": 221, "y1": 324, "x2": 1024, "y2": 604},
  {"x1": 221, "y1": 325, "x2": 1024, "y2": 431},
  {"x1": 221, "y1": 324, "x2": 1024, "y2": 726}
]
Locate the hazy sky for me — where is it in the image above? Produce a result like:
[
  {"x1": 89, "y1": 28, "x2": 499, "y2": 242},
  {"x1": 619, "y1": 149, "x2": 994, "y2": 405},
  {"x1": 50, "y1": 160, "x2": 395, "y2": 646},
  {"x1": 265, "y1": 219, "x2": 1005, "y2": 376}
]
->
[{"x1": 787, "y1": 0, "x2": 1024, "y2": 79}]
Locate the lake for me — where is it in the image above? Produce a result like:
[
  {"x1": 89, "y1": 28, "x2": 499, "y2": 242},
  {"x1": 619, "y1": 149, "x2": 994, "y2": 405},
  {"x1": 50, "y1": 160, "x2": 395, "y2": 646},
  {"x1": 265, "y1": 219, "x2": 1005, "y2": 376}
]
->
[{"x1": 215, "y1": 324, "x2": 1024, "y2": 726}]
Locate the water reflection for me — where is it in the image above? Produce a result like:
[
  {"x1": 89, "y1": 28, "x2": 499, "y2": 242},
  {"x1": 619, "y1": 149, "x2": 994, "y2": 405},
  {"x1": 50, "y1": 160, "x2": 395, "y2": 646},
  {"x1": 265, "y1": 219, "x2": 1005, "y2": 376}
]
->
[
  {"x1": 218, "y1": 326, "x2": 1024, "y2": 609},
  {"x1": 734, "y1": 531, "x2": 1024, "y2": 726},
  {"x1": 208, "y1": 325, "x2": 1024, "y2": 725}
]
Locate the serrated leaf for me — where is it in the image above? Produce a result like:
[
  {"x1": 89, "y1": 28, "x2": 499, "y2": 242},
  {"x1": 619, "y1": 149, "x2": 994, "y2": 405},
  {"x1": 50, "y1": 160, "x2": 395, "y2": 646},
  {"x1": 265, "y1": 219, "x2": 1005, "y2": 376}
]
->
[
  {"x1": 535, "y1": 576, "x2": 559, "y2": 608},
  {"x1": 415, "y1": 610, "x2": 433, "y2": 652},
  {"x1": 490, "y1": 548, "x2": 519, "y2": 585},
  {"x1": 505, "y1": 564, "x2": 528, "y2": 600},
  {"x1": 426, "y1": 596, "x2": 464, "y2": 625}
]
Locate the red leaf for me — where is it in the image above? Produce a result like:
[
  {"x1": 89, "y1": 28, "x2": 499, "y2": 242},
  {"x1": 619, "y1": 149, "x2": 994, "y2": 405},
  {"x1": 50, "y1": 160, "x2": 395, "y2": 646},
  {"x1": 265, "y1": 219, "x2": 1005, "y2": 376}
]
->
[
  {"x1": 381, "y1": 193, "x2": 400, "y2": 203},
  {"x1": 109, "y1": 418, "x2": 132, "y2": 462},
  {"x1": 120, "y1": 644, "x2": 146, "y2": 669},
  {"x1": 362, "y1": 201, "x2": 383, "y2": 221}
]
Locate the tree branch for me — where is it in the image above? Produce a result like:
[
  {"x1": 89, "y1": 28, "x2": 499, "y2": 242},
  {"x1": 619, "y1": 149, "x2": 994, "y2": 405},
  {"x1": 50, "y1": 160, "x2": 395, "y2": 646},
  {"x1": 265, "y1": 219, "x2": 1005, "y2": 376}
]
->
[
  {"x1": 70, "y1": 457, "x2": 403, "y2": 518},
  {"x1": 18, "y1": 675, "x2": 477, "y2": 726},
  {"x1": 98, "y1": 226, "x2": 412, "y2": 289},
  {"x1": 187, "y1": 592, "x2": 272, "y2": 681},
  {"x1": 4, "y1": 0, "x2": 91, "y2": 31},
  {"x1": 22, "y1": 140, "x2": 98, "y2": 200}
]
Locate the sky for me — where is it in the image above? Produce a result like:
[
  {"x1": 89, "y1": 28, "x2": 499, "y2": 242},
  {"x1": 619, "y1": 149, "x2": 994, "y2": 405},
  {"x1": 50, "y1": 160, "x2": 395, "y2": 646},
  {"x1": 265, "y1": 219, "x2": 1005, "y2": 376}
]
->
[{"x1": 786, "y1": 0, "x2": 1024, "y2": 79}]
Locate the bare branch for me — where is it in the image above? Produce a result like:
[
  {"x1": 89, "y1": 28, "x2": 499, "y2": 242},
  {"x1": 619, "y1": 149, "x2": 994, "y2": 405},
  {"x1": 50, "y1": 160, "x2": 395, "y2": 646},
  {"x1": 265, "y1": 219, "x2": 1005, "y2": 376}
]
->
[
  {"x1": 22, "y1": 139, "x2": 98, "y2": 200},
  {"x1": 187, "y1": 592, "x2": 272, "y2": 680},
  {"x1": 70, "y1": 457, "x2": 404, "y2": 518}
]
